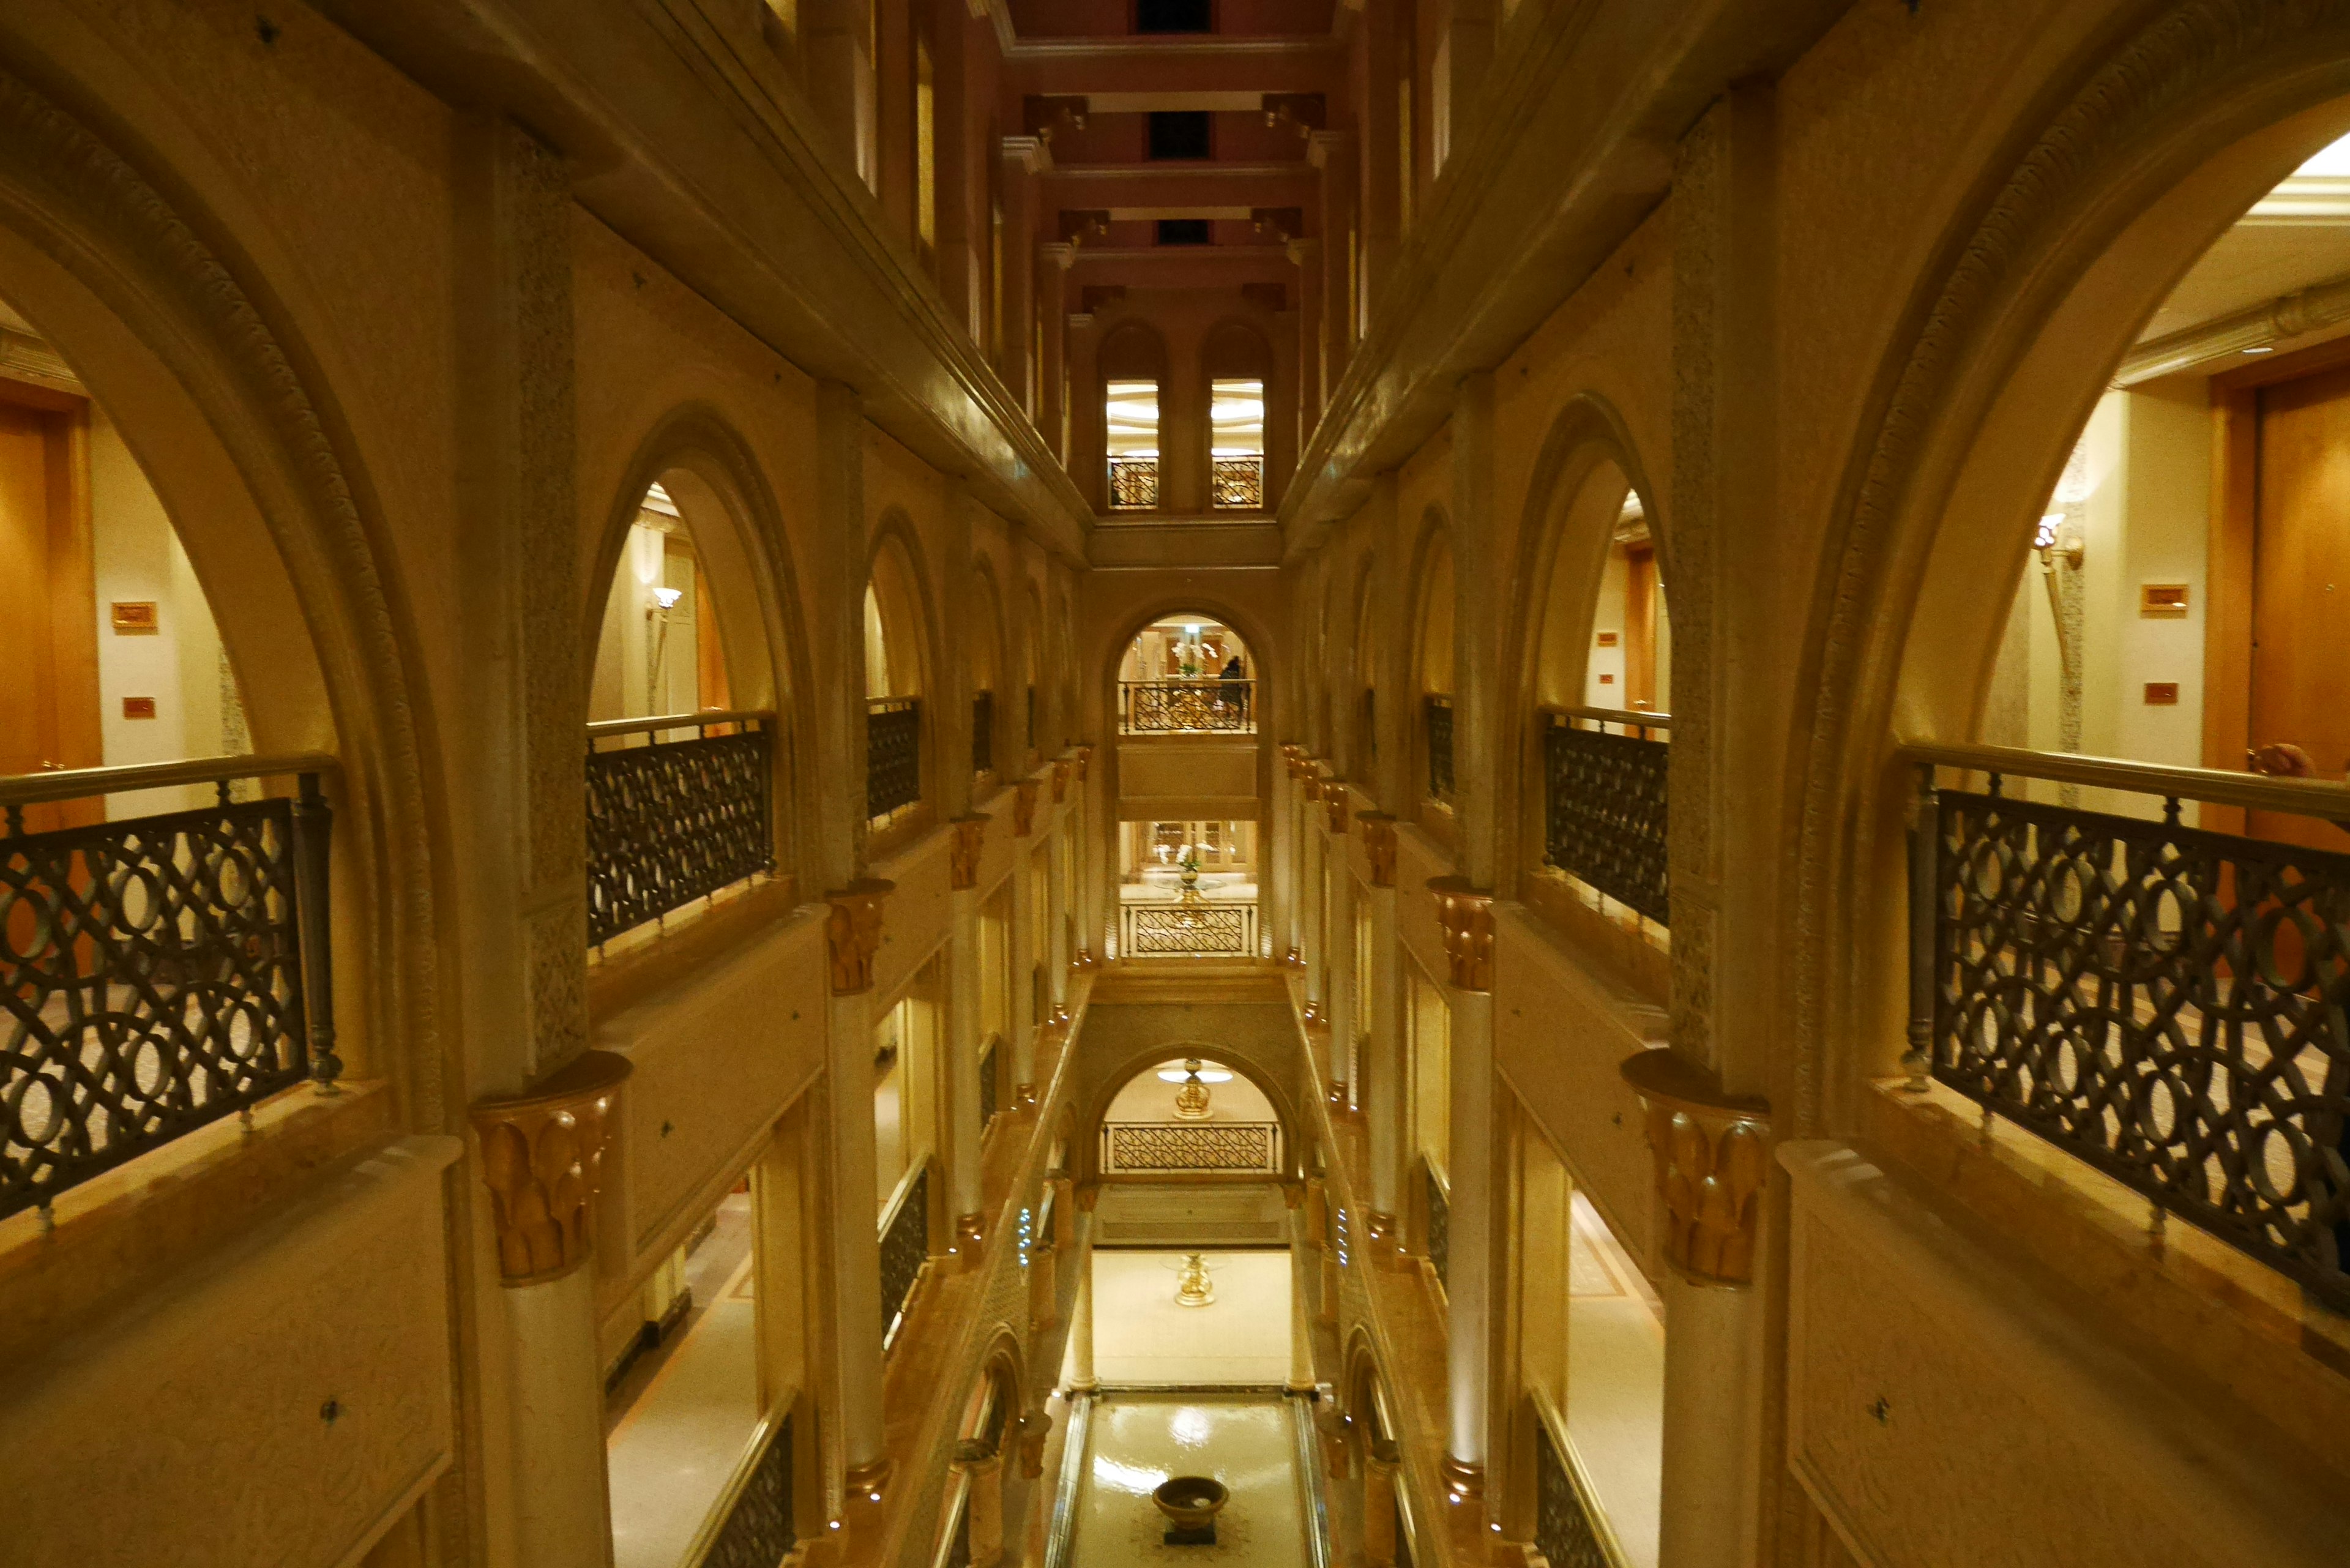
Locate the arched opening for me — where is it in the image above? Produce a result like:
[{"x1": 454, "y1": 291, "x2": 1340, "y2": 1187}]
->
[
  {"x1": 1100, "y1": 322, "x2": 1168, "y2": 513},
  {"x1": 1409, "y1": 521, "x2": 1457, "y2": 821},
  {"x1": 865, "y1": 525, "x2": 932, "y2": 831},
  {"x1": 1203, "y1": 321, "x2": 1272, "y2": 512},
  {"x1": 1116, "y1": 612, "x2": 1257, "y2": 733},
  {"x1": 969, "y1": 562, "x2": 1007, "y2": 783}
]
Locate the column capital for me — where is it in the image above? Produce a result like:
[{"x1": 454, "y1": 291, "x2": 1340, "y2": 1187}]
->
[
  {"x1": 1426, "y1": 876, "x2": 1495, "y2": 991},
  {"x1": 1324, "y1": 785, "x2": 1351, "y2": 835},
  {"x1": 1013, "y1": 777, "x2": 1040, "y2": 835},
  {"x1": 825, "y1": 878, "x2": 895, "y2": 994},
  {"x1": 470, "y1": 1050, "x2": 632, "y2": 1286},
  {"x1": 1358, "y1": 812, "x2": 1398, "y2": 887},
  {"x1": 1073, "y1": 743, "x2": 1093, "y2": 782},
  {"x1": 1050, "y1": 757, "x2": 1070, "y2": 804},
  {"x1": 950, "y1": 815, "x2": 988, "y2": 890},
  {"x1": 1621, "y1": 1049, "x2": 1772, "y2": 1286}
]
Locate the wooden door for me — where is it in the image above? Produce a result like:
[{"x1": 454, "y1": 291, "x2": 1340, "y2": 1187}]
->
[
  {"x1": 2251, "y1": 366, "x2": 2350, "y2": 850},
  {"x1": 0, "y1": 381, "x2": 99, "y2": 832}
]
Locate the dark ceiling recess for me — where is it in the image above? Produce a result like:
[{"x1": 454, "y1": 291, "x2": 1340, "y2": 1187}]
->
[
  {"x1": 1157, "y1": 218, "x2": 1211, "y2": 246},
  {"x1": 1136, "y1": 0, "x2": 1212, "y2": 33},
  {"x1": 1147, "y1": 111, "x2": 1213, "y2": 161}
]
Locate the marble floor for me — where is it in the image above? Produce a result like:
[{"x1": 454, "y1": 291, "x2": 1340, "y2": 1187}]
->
[
  {"x1": 1086, "y1": 1250, "x2": 1292, "y2": 1386},
  {"x1": 1070, "y1": 1393, "x2": 1316, "y2": 1568},
  {"x1": 1565, "y1": 1190, "x2": 1665, "y2": 1568}
]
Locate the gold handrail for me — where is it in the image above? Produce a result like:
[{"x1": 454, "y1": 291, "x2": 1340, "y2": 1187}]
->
[
  {"x1": 585, "y1": 707, "x2": 772, "y2": 741},
  {"x1": 0, "y1": 750, "x2": 337, "y2": 808},
  {"x1": 1547, "y1": 703, "x2": 1672, "y2": 731},
  {"x1": 1897, "y1": 737, "x2": 2350, "y2": 819}
]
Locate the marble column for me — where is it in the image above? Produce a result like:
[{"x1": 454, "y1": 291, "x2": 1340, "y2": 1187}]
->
[
  {"x1": 1065, "y1": 1197, "x2": 1099, "y2": 1392},
  {"x1": 825, "y1": 880, "x2": 896, "y2": 1498},
  {"x1": 471, "y1": 1050, "x2": 632, "y2": 1568},
  {"x1": 1322, "y1": 788, "x2": 1356, "y2": 1105},
  {"x1": 1072, "y1": 746, "x2": 1099, "y2": 966},
  {"x1": 1309, "y1": 130, "x2": 1357, "y2": 390},
  {"x1": 1286, "y1": 1184, "x2": 1317, "y2": 1392},
  {"x1": 1428, "y1": 878, "x2": 1495, "y2": 1503},
  {"x1": 1299, "y1": 769, "x2": 1326, "y2": 1023},
  {"x1": 1359, "y1": 815, "x2": 1403, "y2": 1245},
  {"x1": 1288, "y1": 238, "x2": 1324, "y2": 425},
  {"x1": 947, "y1": 816, "x2": 989, "y2": 1247},
  {"x1": 1009, "y1": 779, "x2": 1040, "y2": 1103},
  {"x1": 1037, "y1": 242, "x2": 1074, "y2": 456},
  {"x1": 998, "y1": 136, "x2": 1043, "y2": 413},
  {"x1": 1067, "y1": 312, "x2": 1102, "y2": 510},
  {"x1": 1363, "y1": 1440, "x2": 1403, "y2": 1568},
  {"x1": 1046, "y1": 760, "x2": 1072, "y2": 1023},
  {"x1": 955, "y1": 1438, "x2": 1005, "y2": 1568},
  {"x1": 1273, "y1": 745, "x2": 1302, "y2": 966}
]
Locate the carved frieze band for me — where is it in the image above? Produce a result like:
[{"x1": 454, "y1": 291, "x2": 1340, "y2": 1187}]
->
[
  {"x1": 826, "y1": 879, "x2": 895, "y2": 994},
  {"x1": 1427, "y1": 876, "x2": 1495, "y2": 992},
  {"x1": 471, "y1": 1050, "x2": 632, "y2": 1285},
  {"x1": 1621, "y1": 1048, "x2": 1770, "y2": 1286}
]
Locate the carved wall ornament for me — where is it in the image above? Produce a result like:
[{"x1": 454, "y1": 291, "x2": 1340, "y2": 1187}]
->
[
  {"x1": 471, "y1": 1050, "x2": 632, "y2": 1285},
  {"x1": 1359, "y1": 813, "x2": 1398, "y2": 888},
  {"x1": 1013, "y1": 778, "x2": 1039, "y2": 836},
  {"x1": 1621, "y1": 1048, "x2": 1770, "y2": 1286},
  {"x1": 1324, "y1": 786, "x2": 1351, "y2": 835},
  {"x1": 1427, "y1": 878, "x2": 1496, "y2": 992},
  {"x1": 950, "y1": 815, "x2": 988, "y2": 890},
  {"x1": 1051, "y1": 759, "x2": 1069, "y2": 804},
  {"x1": 825, "y1": 879, "x2": 895, "y2": 995}
]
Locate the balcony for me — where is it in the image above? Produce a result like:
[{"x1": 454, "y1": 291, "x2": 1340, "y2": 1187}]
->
[
  {"x1": 1119, "y1": 678, "x2": 1255, "y2": 735},
  {"x1": 1423, "y1": 693, "x2": 1454, "y2": 801},
  {"x1": 1210, "y1": 455, "x2": 1264, "y2": 510},
  {"x1": 584, "y1": 711, "x2": 774, "y2": 948},
  {"x1": 867, "y1": 696, "x2": 922, "y2": 823},
  {"x1": 1108, "y1": 455, "x2": 1159, "y2": 511},
  {"x1": 1542, "y1": 705, "x2": 1670, "y2": 928}
]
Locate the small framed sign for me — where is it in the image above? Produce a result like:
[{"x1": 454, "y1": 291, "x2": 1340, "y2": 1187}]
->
[
  {"x1": 2143, "y1": 682, "x2": 2180, "y2": 706},
  {"x1": 1595, "y1": 631, "x2": 1620, "y2": 648},
  {"x1": 2141, "y1": 584, "x2": 2189, "y2": 618},
  {"x1": 111, "y1": 601, "x2": 158, "y2": 634},
  {"x1": 122, "y1": 696, "x2": 157, "y2": 719}
]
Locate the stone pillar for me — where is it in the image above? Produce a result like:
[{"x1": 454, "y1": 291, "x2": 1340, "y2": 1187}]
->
[
  {"x1": 998, "y1": 137, "x2": 1043, "y2": 414},
  {"x1": 1066, "y1": 1197, "x2": 1099, "y2": 1392},
  {"x1": 1622, "y1": 1050, "x2": 1772, "y2": 1568},
  {"x1": 1323, "y1": 787, "x2": 1356, "y2": 1105},
  {"x1": 1067, "y1": 312, "x2": 1102, "y2": 508},
  {"x1": 1363, "y1": 1439, "x2": 1402, "y2": 1568},
  {"x1": 1072, "y1": 745, "x2": 1099, "y2": 966},
  {"x1": 1357, "y1": 0, "x2": 1405, "y2": 321},
  {"x1": 1428, "y1": 878, "x2": 1495, "y2": 1501},
  {"x1": 471, "y1": 1050, "x2": 632, "y2": 1568},
  {"x1": 1285, "y1": 1184, "x2": 1317, "y2": 1392},
  {"x1": 826, "y1": 879, "x2": 896, "y2": 1497},
  {"x1": 1008, "y1": 778, "x2": 1040, "y2": 1103},
  {"x1": 1309, "y1": 130, "x2": 1357, "y2": 389},
  {"x1": 1288, "y1": 238, "x2": 1324, "y2": 425},
  {"x1": 954, "y1": 1439, "x2": 1005, "y2": 1568},
  {"x1": 1299, "y1": 769, "x2": 1326, "y2": 1023},
  {"x1": 1038, "y1": 243, "x2": 1075, "y2": 460},
  {"x1": 802, "y1": 0, "x2": 876, "y2": 185},
  {"x1": 1046, "y1": 760, "x2": 1073, "y2": 1021},
  {"x1": 1273, "y1": 745, "x2": 1301, "y2": 966},
  {"x1": 1359, "y1": 814, "x2": 1403, "y2": 1245},
  {"x1": 1307, "y1": 1178, "x2": 1338, "y2": 1327},
  {"x1": 947, "y1": 816, "x2": 989, "y2": 1247}
]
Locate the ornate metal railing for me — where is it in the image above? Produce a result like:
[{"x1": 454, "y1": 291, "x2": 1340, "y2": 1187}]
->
[
  {"x1": 1534, "y1": 1413, "x2": 1613, "y2": 1568},
  {"x1": 1211, "y1": 455, "x2": 1264, "y2": 510},
  {"x1": 586, "y1": 711, "x2": 772, "y2": 947},
  {"x1": 1100, "y1": 1120, "x2": 1283, "y2": 1173},
  {"x1": 867, "y1": 697, "x2": 922, "y2": 822},
  {"x1": 1423, "y1": 1161, "x2": 1450, "y2": 1290},
  {"x1": 1121, "y1": 900, "x2": 1258, "y2": 958},
  {"x1": 1425, "y1": 694, "x2": 1454, "y2": 800},
  {"x1": 699, "y1": 1412, "x2": 796, "y2": 1568},
  {"x1": 1, "y1": 753, "x2": 341, "y2": 1222},
  {"x1": 978, "y1": 1037, "x2": 999, "y2": 1129},
  {"x1": 1543, "y1": 707, "x2": 1670, "y2": 926},
  {"x1": 1119, "y1": 679, "x2": 1255, "y2": 734},
  {"x1": 879, "y1": 1163, "x2": 931, "y2": 1342},
  {"x1": 1904, "y1": 741, "x2": 2350, "y2": 1309},
  {"x1": 972, "y1": 690, "x2": 994, "y2": 775},
  {"x1": 1109, "y1": 455, "x2": 1160, "y2": 510}
]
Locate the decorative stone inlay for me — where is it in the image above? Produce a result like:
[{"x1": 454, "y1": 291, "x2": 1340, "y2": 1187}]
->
[
  {"x1": 1324, "y1": 786, "x2": 1350, "y2": 835},
  {"x1": 1359, "y1": 813, "x2": 1398, "y2": 887},
  {"x1": 471, "y1": 1049, "x2": 632, "y2": 1285},
  {"x1": 1621, "y1": 1048, "x2": 1770, "y2": 1286},
  {"x1": 1050, "y1": 759, "x2": 1069, "y2": 803},
  {"x1": 950, "y1": 815, "x2": 988, "y2": 890},
  {"x1": 825, "y1": 879, "x2": 895, "y2": 995},
  {"x1": 1427, "y1": 877, "x2": 1495, "y2": 992},
  {"x1": 1013, "y1": 778, "x2": 1039, "y2": 837}
]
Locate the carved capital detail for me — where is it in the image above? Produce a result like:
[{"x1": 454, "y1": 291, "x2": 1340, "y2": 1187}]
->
[
  {"x1": 825, "y1": 879, "x2": 895, "y2": 994},
  {"x1": 1050, "y1": 759, "x2": 1069, "y2": 804},
  {"x1": 1073, "y1": 744, "x2": 1092, "y2": 782},
  {"x1": 1324, "y1": 786, "x2": 1351, "y2": 835},
  {"x1": 1621, "y1": 1049, "x2": 1771, "y2": 1286},
  {"x1": 471, "y1": 1050, "x2": 632, "y2": 1285},
  {"x1": 1013, "y1": 778, "x2": 1039, "y2": 837},
  {"x1": 950, "y1": 815, "x2": 988, "y2": 890},
  {"x1": 1359, "y1": 813, "x2": 1398, "y2": 887},
  {"x1": 1427, "y1": 877, "x2": 1495, "y2": 992}
]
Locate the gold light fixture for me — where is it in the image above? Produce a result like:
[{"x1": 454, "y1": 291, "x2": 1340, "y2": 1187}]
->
[
  {"x1": 1173, "y1": 1058, "x2": 1212, "y2": 1120},
  {"x1": 1174, "y1": 1252, "x2": 1215, "y2": 1307}
]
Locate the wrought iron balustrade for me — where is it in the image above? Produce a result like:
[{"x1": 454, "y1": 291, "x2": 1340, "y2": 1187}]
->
[
  {"x1": 972, "y1": 690, "x2": 994, "y2": 775},
  {"x1": 1543, "y1": 706, "x2": 1671, "y2": 926},
  {"x1": 1211, "y1": 455, "x2": 1264, "y2": 510},
  {"x1": 1121, "y1": 900, "x2": 1258, "y2": 958},
  {"x1": 1108, "y1": 455, "x2": 1160, "y2": 510},
  {"x1": 1904, "y1": 741, "x2": 2350, "y2": 1309},
  {"x1": 1534, "y1": 1414, "x2": 1612, "y2": 1568},
  {"x1": 586, "y1": 711, "x2": 773, "y2": 947},
  {"x1": 1119, "y1": 679, "x2": 1255, "y2": 734},
  {"x1": 701, "y1": 1413, "x2": 795, "y2": 1568},
  {"x1": 1100, "y1": 1119, "x2": 1283, "y2": 1173},
  {"x1": 879, "y1": 1163, "x2": 931, "y2": 1343},
  {"x1": 1, "y1": 753, "x2": 340, "y2": 1221},
  {"x1": 1424, "y1": 694, "x2": 1454, "y2": 801},
  {"x1": 867, "y1": 697, "x2": 922, "y2": 821},
  {"x1": 1423, "y1": 1161, "x2": 1450, "y2": 1290}
]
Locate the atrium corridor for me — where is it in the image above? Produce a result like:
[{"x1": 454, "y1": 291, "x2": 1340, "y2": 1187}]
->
[{"x1": 1, "y1": 3, "x2": 2348, "y2": 1568}]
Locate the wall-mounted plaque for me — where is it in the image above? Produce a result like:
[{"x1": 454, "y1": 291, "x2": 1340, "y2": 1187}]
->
[
  {"x1": 121, "y1": 696, "x2": 156, "y2": 719},
  {"x1": 2140, "y1": 584, "x2": 2189, "y2": 618},
  {"x1": 110, "y1": 601, "x2": 158, "y2": 634},
  {"x1": 2143, "y1": 682, "x2": 2180, "y2": 706},
  {"x1": 1595, "y1": 631, "x2": 1620, "y2": 647},
  {"x1": 1597, "y1": 672, "x2": 1616, "y2": 685}
]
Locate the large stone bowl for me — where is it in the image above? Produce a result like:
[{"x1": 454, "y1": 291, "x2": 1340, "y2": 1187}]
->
[{"x1": 1151, "y1": 1476, "x2": 1230, "y2": 1532}]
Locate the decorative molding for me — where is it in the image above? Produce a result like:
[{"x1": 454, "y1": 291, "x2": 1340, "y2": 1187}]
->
[
  {"x1": 1427, "y1": 877, "x2": 1495, "y2": 992},
  {"x1": 1621, "y1": 1048, "x2": 1770, "y2": 1286},
  {"x1": 1013, "y1": 778, "x2": 1040, "y2": 836},
  {"x1": 471, "y1": 1050, "x2": 631, "y2": 1285},
  {"x1": 950, "y1": 815, "x2": 988, "y2": 890},
  {"x1": 825, "y1": 879, "x2": 895, "y2": 995},
  {"x1": 1358, "y1": 812, "x2": 1398, "y2": 887}
]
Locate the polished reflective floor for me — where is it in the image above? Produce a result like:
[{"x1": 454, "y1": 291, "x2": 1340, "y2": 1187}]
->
[{"x1": 1065, "y1": 1393, "x2": 1319, "y2": 1568}]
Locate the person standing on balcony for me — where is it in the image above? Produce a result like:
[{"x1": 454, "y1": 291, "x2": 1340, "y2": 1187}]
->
[{"x1": 1220, "y1": 654, "x2": 1248, "y2": 725}]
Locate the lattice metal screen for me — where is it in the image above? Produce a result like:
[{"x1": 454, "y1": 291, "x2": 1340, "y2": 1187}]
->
[
  {"x1": 1424, "y1": 695, "x2": 1453, "y2": 800},
  {"x1": 1, "y1": 797, "x2": 319, "y2": 1220},
  {"x1": 1928, "y1": 788, "x2": 2350, "y2": 1306},
  {"x1": 867, "y1": 698, "x2": 922, "y2": 821},
  {"x1": 1121, "y1": 680, "x2": 1254, "y2": 733},
  {"x1": 703, "y1": 1414, "x2": 795, "y2": 1568},
  {"x1": 880, "y1": 1165, "x2": 931, "y2": 1337},
  {"x1": 1423, "y1": 1163, "x2": 1450, "y2": 1290},
  {"x1": 1534, "y1": 1421, "x2": 1611, "y2": 1568},
  {"x1": 586, "y1": 723, "x2": 772, "y2": 947},
  {"x1": 1211, "y1": 455, "x2": 1264, "y2": 510},
  {"x1": 1543, "y1": 715, "x2": 1669, "y2": 925},
  {"x1": 1101, "y1": 1120, "x2": 1282, "y2": 1172},
  {"x1": 972, "y1": 690, "x2": 994, "y2": 775},
  {"x1": 1122, "y1": 902, "x2": 1256, "y2": 957},
  {"x1": 1109, "y1": 456, "x2": 1160, "y2": 509}
]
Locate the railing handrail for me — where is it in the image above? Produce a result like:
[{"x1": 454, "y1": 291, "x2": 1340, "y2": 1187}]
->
[
  {"x1": 1546, "y1": 703, "x2": 1672, "y2": 731},
  {"x1": 1100, "y1": 1118, "x2": 1282, "y2": 1129},
  {"x1": 1899, "y1": 736, "x2": 2350, "y2": 819},
  {"x1": 1122, "y1": 675, "x2": 1254, "y2": 684},
  {"x1": 585, "y1": 707, "x2": 772, "y2": 742},
  {"x1": 867, "y1": 694, "x2": 920, "y2": 712},
  {"x1": 0, "y1": 750, "x2": 337, "y2": 809}
]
